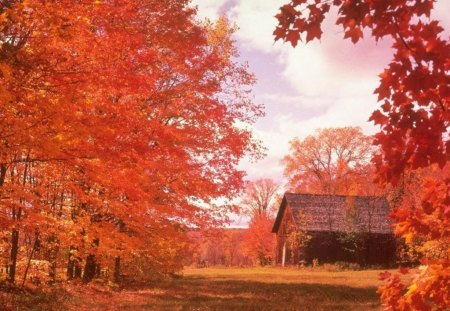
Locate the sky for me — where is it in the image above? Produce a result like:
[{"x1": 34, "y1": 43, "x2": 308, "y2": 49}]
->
[{"x1": 191, "y1": 0, "x2": 450, "y2": 189}]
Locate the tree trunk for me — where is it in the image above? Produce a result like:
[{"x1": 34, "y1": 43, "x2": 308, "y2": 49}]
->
[
  {"x1": 67, "y1": 259, "x2": 74, "y2": 280},
  {"x1": 114, "y1": 256, "x2": 120, "y2": 283},
  {"x1": 82, "y1": 254, "x2": 96, "y2": 283},
  {"x1": 49, "y1": 240, "x2": 58, "y2": 282},
  {"x1": 67, "y1": 246, "x2": 82, "y2": 280},
  {"x1": 95, "y1": 263, "x2": 101, "y2": 278},
  {"x1": 50, "y1": 261, "x2": 57, "y2": 282},
  {"x1": 21, "y1": 232, "x2": 39, "y2": 289},
  {"x1": 9, "y1": 229, "x2": 19, "y2": 283},
  {"x1": 365, "y1": 235, "x2": 371, "y2": 266},
  {"x1": 82, "y1": 238, "x2": 99, "y2": 283},
  {"x1": 74, "y1": 262, "x2": 82, "y2": 278},
  {"x1": 0, "y1": 163, "x2": 6, "y2": 186},
  {"x1": 67, "y1": 246, "x2": 75, "y2": 280}
]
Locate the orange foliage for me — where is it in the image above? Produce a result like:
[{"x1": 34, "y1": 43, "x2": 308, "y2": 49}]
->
[
  {"x1": 379, "y1": 165, "x2": 450, "y2": 309},
  {"x1": 242, "y1": 215, "x2": 276, "y2": 266},
  {"x1": 283, "y1": 127, "x2": 374, "y2": 195},
  {"x1": 0, "y1": 1, "x2": 262, "y2": 285}
]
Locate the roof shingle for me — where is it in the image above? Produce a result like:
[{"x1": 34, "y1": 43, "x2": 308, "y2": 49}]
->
[{"x1": 272, "y1": 193, "x2": 393, "y2": 234}]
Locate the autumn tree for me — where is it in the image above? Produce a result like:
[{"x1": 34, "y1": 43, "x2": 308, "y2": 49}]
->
[
  {"x1": 242, "y1": 215, "x2": 276, "y2": 266},
  {"x1": 222, "y1": 229, "x2": 248, "y2": 266},
  {"x1": 0, "y1": 0, "x2": 263, "y2": 286},
  {"x1": 346, "y1": 166, "x2": 390, "y2": 264},
  {"x1": 283, "y1": 127, "x2": 373, "y2": 195},
  {"x1": 239, "y1": 179, "x2": 279, "y2": 266},
  {"x1": 274, "y1": 1, "x2": 449, "y2": 309},
  {"x1": 348, "y1": 164, "x2": 385, "y2": 197}
]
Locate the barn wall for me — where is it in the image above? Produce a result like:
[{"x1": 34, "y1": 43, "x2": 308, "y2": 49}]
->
[
  {"x1": 276, "y1": 225, "x2": 397, "y2": 267},
  {"x1": 301, "y1": 232, "x2": 397, "y2": 267}
]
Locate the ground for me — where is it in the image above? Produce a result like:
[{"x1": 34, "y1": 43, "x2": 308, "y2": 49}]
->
[{"x1": 1, "y1": 267, "x2": 405, "y2": 310}]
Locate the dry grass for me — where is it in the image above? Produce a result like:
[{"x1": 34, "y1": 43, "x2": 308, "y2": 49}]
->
[
  {"x1": 183, "y1": 266, "x2": 390, "y2": 287},
  {"x1": 1, "y1": 267, "x2": 404, "y2": 310}
]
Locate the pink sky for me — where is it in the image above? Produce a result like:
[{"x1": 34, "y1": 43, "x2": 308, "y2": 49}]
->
[{"x1": 192, "y1": 0, "x2": 450, "y2": 190}]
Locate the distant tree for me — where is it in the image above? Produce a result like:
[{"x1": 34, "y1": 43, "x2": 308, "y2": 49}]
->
[
  {"x1": 241, "y1": 178, "x2": 280, "y2": 217},
  {"x1": 201, "y1": 230, "x2": 227, "y2": 266},
  {"x1": 283, "y1": 127, "x2": 373, "y2": 195},
  {"x1": 190, "y1": 228, "x2": 249, "y2": 267},
  {"x1": 240, "y1": 179, "x2": 279, "y2": 266},
  {"x1": 242, "y1": 215, "x2": 276, "y2": 266},
  {"x1": 223, "y1": 230, "x2": 246, "y2": 266}
]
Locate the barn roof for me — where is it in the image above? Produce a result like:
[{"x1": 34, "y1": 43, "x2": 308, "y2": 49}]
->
[{"x1": 272, "y1": 193, "x2": 393, "y2": 234}]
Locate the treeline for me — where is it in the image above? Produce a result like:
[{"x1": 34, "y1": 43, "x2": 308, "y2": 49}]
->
[
  {"x1": 0, "y1": 0, "x2": 262, "y2": 286},
  {"x1": 188, "y1": 229, "x2": 252, "y2": 267}
]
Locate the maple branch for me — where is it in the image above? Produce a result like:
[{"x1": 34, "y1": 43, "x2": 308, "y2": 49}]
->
[
  {"x1": 7, "y1": 155, "x2": 97, "y2": 165},
  {"x1": 392, "y1": 18, "x2": 413, "y2": 54},
  {"x1": 0, "y1": 112, "x2": 57, "y2": 140},
  {"x1": 438, "y1": 99, "x2": 446, "y2": 112}
]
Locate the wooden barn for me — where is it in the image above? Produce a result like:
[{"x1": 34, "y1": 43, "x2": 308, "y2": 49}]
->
[{"x1": 272, "y1": 193, "x2": 397, "y2": 267}]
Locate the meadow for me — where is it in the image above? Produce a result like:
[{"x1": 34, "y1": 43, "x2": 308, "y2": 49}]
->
[{"x1": 1, "y1": 267, "x2": 404, "y2": 310}]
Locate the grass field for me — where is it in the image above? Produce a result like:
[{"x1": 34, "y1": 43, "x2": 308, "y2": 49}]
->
[{"x1": 1, "y1": 267, "x2": 400, "y2": 310}]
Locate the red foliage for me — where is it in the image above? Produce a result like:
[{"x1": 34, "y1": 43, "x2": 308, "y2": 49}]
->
[
  {"x1": 283, "y1": 127, "x2": 374, "y2": 195},
  {"x1": 242, "y1": 215, "x2": 276, "y2": 266}
]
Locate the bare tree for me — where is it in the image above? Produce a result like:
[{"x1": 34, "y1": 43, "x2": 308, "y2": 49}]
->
[{"x1": 241, "y1": 178, "x2": 280, "y2": 218}]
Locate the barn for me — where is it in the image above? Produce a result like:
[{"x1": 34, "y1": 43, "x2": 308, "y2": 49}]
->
[{"x1": 272, "y1": 193, "x2": 397, "y2": 267}]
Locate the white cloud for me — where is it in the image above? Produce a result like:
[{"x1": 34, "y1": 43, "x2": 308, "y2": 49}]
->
[
  {"x1": 228, "y1": 0, "x2": 281, "y2": 52},
  {"x1": 192, "y1": 0, "x2": 281, "y2": 52},
  {"x1": 191, "y1": 0, "x2": 224, "y2": 21},
  {"x1": 281, "y1": 42, "x2": 390, "y2": 98}
]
